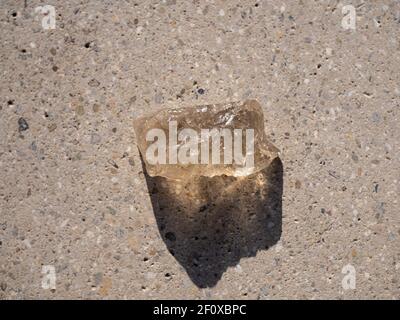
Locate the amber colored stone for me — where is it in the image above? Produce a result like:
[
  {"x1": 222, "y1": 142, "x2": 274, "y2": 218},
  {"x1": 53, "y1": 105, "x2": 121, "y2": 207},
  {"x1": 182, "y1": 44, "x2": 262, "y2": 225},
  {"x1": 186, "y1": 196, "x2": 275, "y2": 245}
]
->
[{"x1": 134, "y1": 100, "x2": 279, "y2": 180}]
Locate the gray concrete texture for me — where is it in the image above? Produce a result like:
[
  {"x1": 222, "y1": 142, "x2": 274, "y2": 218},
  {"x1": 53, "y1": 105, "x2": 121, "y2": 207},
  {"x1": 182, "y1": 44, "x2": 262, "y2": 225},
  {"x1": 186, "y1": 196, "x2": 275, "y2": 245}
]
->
[{"x1": 0, "y1": 0, "x2": 399, "y2": 299}]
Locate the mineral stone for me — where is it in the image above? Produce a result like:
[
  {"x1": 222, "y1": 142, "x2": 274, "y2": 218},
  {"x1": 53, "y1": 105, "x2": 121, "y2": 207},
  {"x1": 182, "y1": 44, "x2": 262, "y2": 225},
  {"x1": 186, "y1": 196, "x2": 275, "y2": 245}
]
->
[{"x1": 134, "y1": 100, "x2": 279, "y2": 180}]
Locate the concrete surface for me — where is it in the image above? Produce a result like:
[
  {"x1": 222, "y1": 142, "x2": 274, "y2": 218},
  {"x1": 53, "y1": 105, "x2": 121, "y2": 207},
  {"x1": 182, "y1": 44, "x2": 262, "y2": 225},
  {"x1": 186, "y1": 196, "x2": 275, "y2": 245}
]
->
[{"x1": 0, "y1": 0, "x2": 399, "y2": 299}]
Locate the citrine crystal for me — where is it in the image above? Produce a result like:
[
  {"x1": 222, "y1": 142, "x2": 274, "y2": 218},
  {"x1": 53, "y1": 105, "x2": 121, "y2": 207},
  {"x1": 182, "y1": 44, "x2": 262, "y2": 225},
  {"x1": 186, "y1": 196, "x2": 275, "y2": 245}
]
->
[{"x1": 134, "y1": 100, "x2": 279, "y2": 180}]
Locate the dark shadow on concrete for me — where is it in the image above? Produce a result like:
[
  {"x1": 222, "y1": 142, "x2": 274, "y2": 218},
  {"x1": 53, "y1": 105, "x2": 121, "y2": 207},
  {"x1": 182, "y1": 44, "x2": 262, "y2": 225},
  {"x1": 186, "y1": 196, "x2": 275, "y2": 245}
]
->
[{"x1": 142, "y1": 158, "x2": 283, "y2": 288}]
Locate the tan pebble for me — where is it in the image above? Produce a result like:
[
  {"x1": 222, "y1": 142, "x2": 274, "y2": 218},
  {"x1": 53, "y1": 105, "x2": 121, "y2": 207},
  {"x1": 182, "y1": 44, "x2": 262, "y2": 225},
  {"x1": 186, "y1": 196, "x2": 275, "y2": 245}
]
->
[
  {"x1": 99, "y1": 277, "x2": 112, "y2": 296},
  {"x1": 128, "y1": 236, "x2": 141, "y2": 253},
  {"x1": 48, "y1": 123, "x2": 57, "y2": 132}
]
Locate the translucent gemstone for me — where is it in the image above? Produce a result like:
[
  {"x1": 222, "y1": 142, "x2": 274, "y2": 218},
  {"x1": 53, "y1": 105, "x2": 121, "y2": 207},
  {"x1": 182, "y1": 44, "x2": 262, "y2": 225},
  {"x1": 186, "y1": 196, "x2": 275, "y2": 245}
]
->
[{"x1": 134, "y1": 100, "x2": 279, "y2": 180}]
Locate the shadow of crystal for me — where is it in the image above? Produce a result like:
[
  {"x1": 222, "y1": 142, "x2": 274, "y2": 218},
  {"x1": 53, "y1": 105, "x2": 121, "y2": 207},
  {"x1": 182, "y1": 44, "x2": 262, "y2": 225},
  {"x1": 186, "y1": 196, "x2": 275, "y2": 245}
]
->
[{"x1": 142, "y1": 158, "x2": 283, "y2": 288}]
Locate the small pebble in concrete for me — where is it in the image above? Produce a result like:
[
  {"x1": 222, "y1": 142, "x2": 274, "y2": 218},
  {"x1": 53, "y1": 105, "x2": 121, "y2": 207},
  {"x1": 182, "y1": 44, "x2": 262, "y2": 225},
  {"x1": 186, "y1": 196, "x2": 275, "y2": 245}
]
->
[
  {"x1": 18, "y1": 117, "x2": 29, "y2": 132},
  {"x1": 88, "y1": 79, "x2": 100, "y2": 87}
]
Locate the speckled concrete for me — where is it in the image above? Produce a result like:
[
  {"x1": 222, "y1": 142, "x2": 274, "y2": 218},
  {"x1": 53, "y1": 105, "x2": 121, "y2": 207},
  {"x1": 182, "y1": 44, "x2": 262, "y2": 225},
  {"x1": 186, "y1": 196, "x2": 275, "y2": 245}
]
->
[{"x1": 0, "y1": 0, "x2": 399, "y2": 299}]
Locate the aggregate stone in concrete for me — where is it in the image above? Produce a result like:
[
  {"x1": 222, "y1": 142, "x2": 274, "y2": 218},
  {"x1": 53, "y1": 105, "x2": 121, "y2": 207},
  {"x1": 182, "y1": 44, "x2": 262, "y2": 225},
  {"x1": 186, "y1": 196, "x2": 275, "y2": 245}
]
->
[{"x1": 0, "y1": 0, "x2": 399, "y2": 299}]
